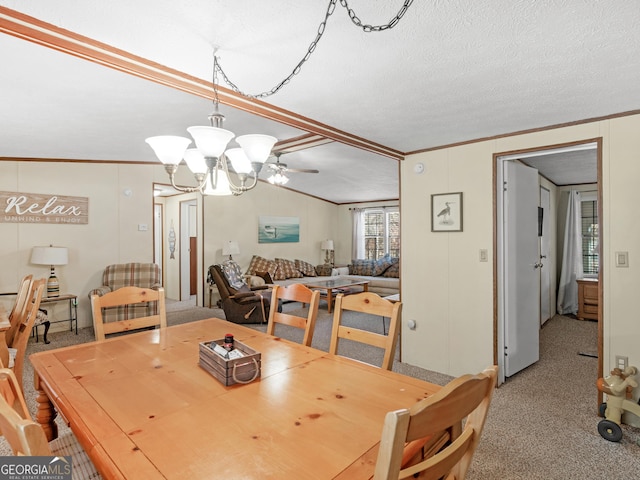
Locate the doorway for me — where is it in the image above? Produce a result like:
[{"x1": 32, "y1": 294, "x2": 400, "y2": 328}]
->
[
  {"x1": 495, "y1": 140, "x2": 602, "y2": 388},
  {"x1": 180, "y1": 199, "x2": 197, "y2": 301}
]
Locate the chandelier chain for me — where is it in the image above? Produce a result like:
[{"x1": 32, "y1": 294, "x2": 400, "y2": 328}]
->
[
  {"x1": 215, "y1": 0, "x2": 414, "y2": 99},
  {"x1": 340, "y1": 0, "x2": 414, "y2": 32}
]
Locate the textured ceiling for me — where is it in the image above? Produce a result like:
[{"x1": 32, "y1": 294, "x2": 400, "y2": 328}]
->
[{"x1": 1, "y1": 1, "x2": 637, "y2": 202}]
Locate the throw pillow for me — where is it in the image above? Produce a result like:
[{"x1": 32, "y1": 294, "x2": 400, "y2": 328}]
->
[
  {"x1": 275, "y1": 258, "x2": 304, "y2": 279},
  {"x1": 373, "y1": 257, "x2": 394, "y2": 276},
  {"x1": 295, "y1": 259, "x2": 317, "y2": 277},
  {"x1": 349, "y1": 259, "x2": 375, "y2": 276},
  {"x1": 246, "y1": 255, "x2": 278, "y2": 279},
  {"x1": 331, "y1": 266, "x2": 349, "y2": 276},
  {"x1": 383, "y1": 261, "x2": 399, "y2": 278},
  {"x1": 254, "y1": 271, "x2": 274, "y2": 284}
]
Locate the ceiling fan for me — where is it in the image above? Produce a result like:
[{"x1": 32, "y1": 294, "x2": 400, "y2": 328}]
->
[{"x1": 265, "y1": 152, "x2": 319, "y2": 185}]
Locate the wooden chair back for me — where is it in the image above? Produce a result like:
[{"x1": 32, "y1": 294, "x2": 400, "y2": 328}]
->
[
  {"x1": 8, "y1": 278, "x2": 45, "y2": 391},
  {"x1": 0, "y1": 368, "x2": 52, "y2": 455},
  {"x1": 329, "y1": 292, "x2": 402, "y2": 370},
  {"x1": 91, "y1": 286, "x2": 167, "y2": 341},
  {"x1": 266, "y1": 284, "x2": 320, "y2": 346},
  {"x1": 373, "y1": 365, "x2": 498, "y2": 480},
  {"x1": 6, "y1": 274, "x2": 33, "y2": 347}
]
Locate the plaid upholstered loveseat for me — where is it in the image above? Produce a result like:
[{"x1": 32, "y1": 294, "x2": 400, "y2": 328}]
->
[{"x1": 89, "y1": 263, "x2": 161, "y2": 323}]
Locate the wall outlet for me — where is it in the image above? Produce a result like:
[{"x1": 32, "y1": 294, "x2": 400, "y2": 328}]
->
[{"x1": 616, "y1": 355, "x2": 628, "y2": 370}]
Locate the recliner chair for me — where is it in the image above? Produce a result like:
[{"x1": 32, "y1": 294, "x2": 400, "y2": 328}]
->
[{"x1": 209, "y1": 261, "x2": 273, "y2": 324}]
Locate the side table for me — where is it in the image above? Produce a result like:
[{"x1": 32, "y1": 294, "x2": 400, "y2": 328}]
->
[{"x1": 36, "y1": 294, "x2": 78, "y2": 344}]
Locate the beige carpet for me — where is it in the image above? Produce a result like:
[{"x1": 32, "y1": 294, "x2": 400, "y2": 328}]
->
[{"x1": 2, "y1": 303, "x2": 639, "y2": 479}]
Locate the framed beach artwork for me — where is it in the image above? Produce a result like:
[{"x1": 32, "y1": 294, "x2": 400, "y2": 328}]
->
[
  {"x1": 258, "y1": 216, "x2": 300, "y2": 243},
  {"x1": 431, "y1": 192, "x2": 463, "y2": 232}
]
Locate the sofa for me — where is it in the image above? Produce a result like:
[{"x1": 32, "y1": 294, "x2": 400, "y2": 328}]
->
[
  {"x1": 88, "y1": 263, "x2": 161, "y2": 323},
  {"x1": 244, "y1": 255, "x2": 399, "y2": 297}
]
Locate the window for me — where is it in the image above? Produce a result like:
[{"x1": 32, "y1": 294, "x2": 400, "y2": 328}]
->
[
  {"x1": 357, "y1": 207, "x2": 399, "y2": 260},
  {"x1": 581, "y1": 194, "x2": 598, "y2": 276}
]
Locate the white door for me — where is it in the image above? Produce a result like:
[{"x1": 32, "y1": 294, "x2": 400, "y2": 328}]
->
[
  {"x1": 539, "y1": 187, "x2": 551, "y2": 324},
  {"x1": 504, "y1": 161, "x2": 540, "y2": 377}
]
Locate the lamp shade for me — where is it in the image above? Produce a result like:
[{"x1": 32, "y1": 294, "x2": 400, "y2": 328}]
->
[
  {"x1": 187, "y1": 126, "x2": 234, "y2": 158},
  {"x1": 321, "y1": 240, "x2": 334, "y2": 251},
  {"x1": 268, "y1": 172, "x2": 289, "y2": 185},
  {"x1": 31, "y1": 246, "x2": 68, "y2": 266},
  {"x1": 236, "y1": 134, "x2": 277, "y2": 163},
  {"x1": 222, "y1": 241, "x2": 240, "y2": 256},
  {"x1": 202, "y1": 168, "x2": 233, "y2": 196},
  {"x1": 145, "y1": 136, "x2": 192, "y2": 165},
  {"x1": 225, "y1": 148, "x2": 252, "y2": 174},
  {"x1": 183, "y1": 148, "x2": 208, "y2": 174}
]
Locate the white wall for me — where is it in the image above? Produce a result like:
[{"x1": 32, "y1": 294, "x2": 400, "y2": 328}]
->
[
  {"x1": 402, "y1": 114, "x2": 640, "y2": 382},
  {"x1": 0, "y1": 161, "x2": 167, "y2": 329},
  {"x1": 201, "y1": 181, "x2": 340, "y2": 279}
]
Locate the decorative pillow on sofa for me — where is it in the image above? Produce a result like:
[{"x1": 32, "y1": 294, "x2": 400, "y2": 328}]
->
[
  {"x1": 275, "y1": 258, "x2": 303, "y2": 279},
  {"x1": 295, "y1": 259, "x2": 317, "y2": 277},
  {"x1": 372, "y1": 257, "x2": 394, "y2": 276},
  {"x1": 383, "y1": 260, "x2": 399, "y2": 278},
  {"x1": 349, "y1": 259, "x2": 375, "y2": 276},
  {"x1": 254, "y1": 271, "x2": 274, "y2": 284},
  {"x1": 246, "y1": 255, "x2": 278, "y2": 279}
]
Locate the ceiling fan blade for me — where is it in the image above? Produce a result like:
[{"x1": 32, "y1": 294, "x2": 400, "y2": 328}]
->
[{"x1": 286, "y1": 168, "x2": 319, "y2": 174}]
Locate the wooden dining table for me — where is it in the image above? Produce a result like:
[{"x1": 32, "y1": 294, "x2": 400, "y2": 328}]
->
[{"x1": 30, "y1": 317, "x2": 443, "y2": 479}]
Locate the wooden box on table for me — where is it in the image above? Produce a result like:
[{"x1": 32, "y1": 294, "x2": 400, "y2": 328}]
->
[{"x1": 198, "y1": 339, "x2": 261, "y2": 386}]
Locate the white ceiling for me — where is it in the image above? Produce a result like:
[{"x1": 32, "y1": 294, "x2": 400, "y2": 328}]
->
[{"x1": 2, "y1": 1, "x2": 637, "y2": 202}]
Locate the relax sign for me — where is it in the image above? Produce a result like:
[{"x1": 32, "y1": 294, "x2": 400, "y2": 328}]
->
[{"x1": 1, "y1": 191, "x2": 89, "y2": 224}]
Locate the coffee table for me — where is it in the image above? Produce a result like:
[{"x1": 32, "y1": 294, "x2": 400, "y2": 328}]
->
[{"x1": 303, "y1": 277, "x2": 369, "y2": 313}]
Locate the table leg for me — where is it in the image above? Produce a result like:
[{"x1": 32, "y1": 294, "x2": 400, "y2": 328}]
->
[
  {"x1": 34, "y1": 373, "x2": 58, "y2": 441},
  {"x1": 326, "y1": 288, "x2": 334, "y2": 314}
]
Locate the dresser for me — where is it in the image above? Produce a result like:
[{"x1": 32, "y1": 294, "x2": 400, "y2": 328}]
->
[{"x1": 577, "y1": 278, "x2": 599, "y2": 321}]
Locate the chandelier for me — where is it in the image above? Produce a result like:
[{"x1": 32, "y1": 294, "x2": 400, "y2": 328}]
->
[
  {"x1": 145, "y1": 1, "x2": 414, "y2": 196},
  {"x1": 145, "y1": 57, "x2": 277, "y2": 196}
]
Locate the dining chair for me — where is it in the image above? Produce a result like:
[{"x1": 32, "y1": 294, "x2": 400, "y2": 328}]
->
[
  {"x1": 373, "y1": 365, "x2": 498, "y2": 480},
  {"x1": 0, "y1": 368, "x2": 101, "y2": 478},
  {"x1": 6, "y1": 278, "x2": 45, "y2": 391},
  {"x1": 329, "y1": 291, "x2": 402, "y2": 370},
  {"x1": 266, "y1": 284, "x2": 320, "y2": 346},
  {"x1": 5, "y1": 274, "x2": 33, "y2": 348},
  {"x1": 91, "y1": 286, "x2": 167, "y2": 341}
]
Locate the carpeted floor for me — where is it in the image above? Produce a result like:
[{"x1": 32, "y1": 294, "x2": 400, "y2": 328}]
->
[{"x1": 2, "y1": 300, "x2": 640, "y2": 479}]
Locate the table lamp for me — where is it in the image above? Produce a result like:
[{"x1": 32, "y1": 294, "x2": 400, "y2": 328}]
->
[
  {"x1": 321, "y1": 239, "x2": 334, "y2": 267},
  {"x1": 222, "y1": 240, "x2": 240, "y2": 260},
  {"x1": 31, "y1": 245, "x2": 68, "y2": 297}
]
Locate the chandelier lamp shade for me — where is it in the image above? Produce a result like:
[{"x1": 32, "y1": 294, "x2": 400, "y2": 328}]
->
[{"x1": 30, "y1": 245, "x2": 69, "y2": 297}]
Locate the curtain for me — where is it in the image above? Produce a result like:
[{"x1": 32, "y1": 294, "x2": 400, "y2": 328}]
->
[
  {"x1": 351, "y1": 208, "x2": 363, "y2": 260},
  {"x1": 557, "y1": 190, "x2": 584, "y2": 314}
]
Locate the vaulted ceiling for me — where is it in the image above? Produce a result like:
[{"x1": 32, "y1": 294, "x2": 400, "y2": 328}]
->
[{"x1": 2, "y1": 2, "x2": 638, "y2": 202}]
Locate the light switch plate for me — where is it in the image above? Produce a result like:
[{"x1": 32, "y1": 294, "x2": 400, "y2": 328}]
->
[{"x1": 615, "y1": 251, "x2": 629, "y2": 267}]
